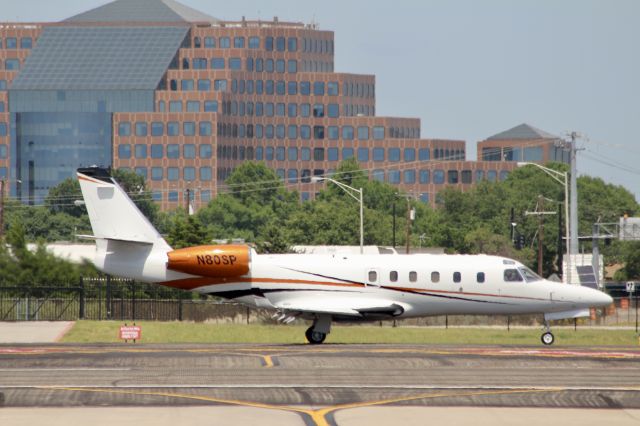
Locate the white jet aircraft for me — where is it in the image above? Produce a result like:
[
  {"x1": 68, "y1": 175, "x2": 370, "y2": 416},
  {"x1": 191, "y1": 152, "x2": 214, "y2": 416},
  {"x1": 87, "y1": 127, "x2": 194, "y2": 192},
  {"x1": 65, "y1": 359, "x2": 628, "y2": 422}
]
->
[{"x1": 77, "y1": 167, "x2": 612, "y2": 345}]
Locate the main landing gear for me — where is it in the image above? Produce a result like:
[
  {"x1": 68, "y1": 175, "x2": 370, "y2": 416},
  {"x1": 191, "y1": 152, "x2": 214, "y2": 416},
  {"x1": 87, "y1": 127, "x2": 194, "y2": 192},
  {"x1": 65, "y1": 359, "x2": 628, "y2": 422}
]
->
[
  {"x1": 305, "y1": 314, "x2": 332, "y2": 345},
  {"x1": 541, "y1": 320, "x2": 555, "y2": 345}
]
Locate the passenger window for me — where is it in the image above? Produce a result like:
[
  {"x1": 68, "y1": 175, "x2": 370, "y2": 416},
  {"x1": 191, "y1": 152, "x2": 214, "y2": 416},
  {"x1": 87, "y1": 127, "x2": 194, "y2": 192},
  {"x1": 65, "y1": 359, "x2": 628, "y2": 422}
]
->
[
  {"x1": 504, "y1": 269, "x2": 523, "y2": 282},
  {"x1": 368, "y1": 270, "x2": 377, "y2": 282},
  {"x1": 431, "y1": 271, "x2": 440, "y2": 283},
  {"x1": 453, "y1": 272, "x2": 461, "y2": 283},
  {"x1": 389, "y1": 271, "x2": 398, "y2": 282},
  {"x1": 477, "y1": 272, "x2": 485, "y2": 283},
  {"x1": 409, "y1": 271, "x2": 417, "y2": 282}
]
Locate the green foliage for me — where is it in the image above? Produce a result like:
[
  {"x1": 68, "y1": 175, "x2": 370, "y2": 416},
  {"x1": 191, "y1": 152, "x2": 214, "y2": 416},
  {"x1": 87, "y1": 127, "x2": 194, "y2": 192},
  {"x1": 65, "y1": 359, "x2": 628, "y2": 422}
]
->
[
  {"x1": 166, "y1": 212, "x2": 209, "y2": 249},
  {"x1": 45, "y1": 178, "x2": 85, "y2": 217}
]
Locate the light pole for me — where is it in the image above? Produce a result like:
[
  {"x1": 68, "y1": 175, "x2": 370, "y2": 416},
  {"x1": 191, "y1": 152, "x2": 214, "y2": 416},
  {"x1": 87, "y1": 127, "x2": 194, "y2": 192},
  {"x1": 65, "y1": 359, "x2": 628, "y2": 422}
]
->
[
  {"x1": 311, "y1": 176, "x2": 363, "y2": 254},
  {"x1": 517, "y1": 162, "x2": 571, "y2": 283}
]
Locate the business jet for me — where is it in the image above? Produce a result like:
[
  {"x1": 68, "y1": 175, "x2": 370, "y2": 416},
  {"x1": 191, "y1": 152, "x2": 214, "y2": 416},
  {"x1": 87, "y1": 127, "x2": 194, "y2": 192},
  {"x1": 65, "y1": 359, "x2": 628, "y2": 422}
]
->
[{"x1": 76, "y1": 167, "x2": 613, "y2": 345}]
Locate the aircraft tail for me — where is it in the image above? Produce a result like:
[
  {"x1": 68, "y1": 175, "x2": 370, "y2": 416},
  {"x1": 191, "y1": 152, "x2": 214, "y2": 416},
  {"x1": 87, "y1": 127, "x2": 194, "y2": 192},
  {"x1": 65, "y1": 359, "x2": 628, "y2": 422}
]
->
[{"x1": 76, "y1": 167, "x2": 174, "y2": 281}]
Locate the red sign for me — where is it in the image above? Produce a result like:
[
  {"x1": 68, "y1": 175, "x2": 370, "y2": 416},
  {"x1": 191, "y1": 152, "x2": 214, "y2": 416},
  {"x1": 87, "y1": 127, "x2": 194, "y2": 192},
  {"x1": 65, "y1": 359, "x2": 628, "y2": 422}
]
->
[{"x1": 119, "y1": 325, "x2": 141, "y2": 341}]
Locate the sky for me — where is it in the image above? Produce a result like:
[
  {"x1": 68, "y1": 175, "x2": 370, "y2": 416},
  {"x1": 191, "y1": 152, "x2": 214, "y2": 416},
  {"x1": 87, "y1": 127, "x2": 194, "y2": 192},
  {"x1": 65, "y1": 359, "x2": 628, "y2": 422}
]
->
[{"x1": 6, "y1": 0, "x2": 640, "y2": 199}]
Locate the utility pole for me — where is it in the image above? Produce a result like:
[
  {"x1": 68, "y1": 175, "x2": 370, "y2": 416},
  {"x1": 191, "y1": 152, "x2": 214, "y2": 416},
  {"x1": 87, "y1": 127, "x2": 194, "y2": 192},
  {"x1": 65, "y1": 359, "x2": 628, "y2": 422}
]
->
[
  {"x1": 392, "y1": 201, "x2": 396, "y2": 248},
  {"x1": 525, "y1": 195, "x2": 556, "y2": 277},
  {"x1": 405, "y1": 197, "x2": 411, "y2": 254},
  {"x1": 569, "y1": 132, "x2": 579, "y2": 256}
]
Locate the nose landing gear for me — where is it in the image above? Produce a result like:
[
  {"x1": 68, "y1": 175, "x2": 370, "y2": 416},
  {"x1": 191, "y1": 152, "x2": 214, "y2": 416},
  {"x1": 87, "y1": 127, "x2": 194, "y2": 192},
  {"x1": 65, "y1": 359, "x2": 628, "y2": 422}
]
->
[{"x1": 541, "y1": 320, "x2": 554, "y2": 345}]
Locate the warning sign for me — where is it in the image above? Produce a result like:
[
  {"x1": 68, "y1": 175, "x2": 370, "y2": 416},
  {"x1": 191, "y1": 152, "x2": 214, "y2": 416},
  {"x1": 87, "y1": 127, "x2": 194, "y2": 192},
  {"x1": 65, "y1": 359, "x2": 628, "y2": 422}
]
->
[{"x1": 119, "y1": 325, "x2": 141, "y2": 341}]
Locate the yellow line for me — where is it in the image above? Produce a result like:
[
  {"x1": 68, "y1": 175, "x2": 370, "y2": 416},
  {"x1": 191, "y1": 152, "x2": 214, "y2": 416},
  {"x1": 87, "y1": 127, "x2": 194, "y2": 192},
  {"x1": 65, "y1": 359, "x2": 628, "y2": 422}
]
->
[
  {"x1": 262, "y1": 355, "x2": 274, "y2": 368},
  {"x1": 39, "y1": 385, "x2": 565, "y2": 426}
]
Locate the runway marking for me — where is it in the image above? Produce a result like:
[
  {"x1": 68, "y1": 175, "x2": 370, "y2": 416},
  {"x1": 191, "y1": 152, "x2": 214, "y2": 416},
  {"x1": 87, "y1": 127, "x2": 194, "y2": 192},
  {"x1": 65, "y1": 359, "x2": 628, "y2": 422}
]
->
[
  {"x1": 38, "y1": 385, "x2": 566, "y2": 426},
  {"x1": 2, "y1": 345, "x2": 640, "y2": 362},
  {"x1": 0, "y1": 368, "x2": 131, "y2": 372}
]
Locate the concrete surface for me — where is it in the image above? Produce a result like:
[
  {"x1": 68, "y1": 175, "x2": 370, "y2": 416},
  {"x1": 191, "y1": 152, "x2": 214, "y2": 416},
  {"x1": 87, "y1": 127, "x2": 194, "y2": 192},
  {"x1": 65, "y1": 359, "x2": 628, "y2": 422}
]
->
[{"x1": 0, "y1": 321, "x2": 74, "y2": 343}]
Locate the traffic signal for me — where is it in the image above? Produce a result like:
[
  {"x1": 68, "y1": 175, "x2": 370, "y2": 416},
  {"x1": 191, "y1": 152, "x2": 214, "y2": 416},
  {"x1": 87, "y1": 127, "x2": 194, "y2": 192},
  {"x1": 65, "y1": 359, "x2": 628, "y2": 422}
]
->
[{"x1": 515, "y1": 234, "x2": 525, "y2": 250}]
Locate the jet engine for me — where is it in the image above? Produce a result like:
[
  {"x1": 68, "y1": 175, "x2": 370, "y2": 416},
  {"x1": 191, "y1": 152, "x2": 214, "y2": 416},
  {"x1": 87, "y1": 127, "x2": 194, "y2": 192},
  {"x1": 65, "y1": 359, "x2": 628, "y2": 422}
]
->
[{"x1": 166, "y1": 245, "x2": 250, "y2": 277}]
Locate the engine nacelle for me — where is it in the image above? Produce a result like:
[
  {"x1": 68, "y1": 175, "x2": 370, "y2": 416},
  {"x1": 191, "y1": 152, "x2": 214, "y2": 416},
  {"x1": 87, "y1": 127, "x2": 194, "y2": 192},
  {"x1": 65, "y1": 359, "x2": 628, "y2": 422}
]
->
[{"x1": 166, "y1": 245, "x2": 251, "y2": 278}]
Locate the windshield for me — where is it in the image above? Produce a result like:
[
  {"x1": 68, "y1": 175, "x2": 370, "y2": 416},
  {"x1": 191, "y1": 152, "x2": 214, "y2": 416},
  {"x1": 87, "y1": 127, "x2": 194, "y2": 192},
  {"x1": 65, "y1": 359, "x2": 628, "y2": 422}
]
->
[{"x1": 518, "y1": 267, "x2": 542, "y2": 283}]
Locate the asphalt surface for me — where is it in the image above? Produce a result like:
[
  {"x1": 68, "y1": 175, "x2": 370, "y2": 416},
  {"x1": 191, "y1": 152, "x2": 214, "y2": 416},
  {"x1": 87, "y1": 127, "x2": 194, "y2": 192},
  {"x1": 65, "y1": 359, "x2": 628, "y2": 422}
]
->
[{"x1": 1, "y1": 343, "x2": 639, "y2": 425}]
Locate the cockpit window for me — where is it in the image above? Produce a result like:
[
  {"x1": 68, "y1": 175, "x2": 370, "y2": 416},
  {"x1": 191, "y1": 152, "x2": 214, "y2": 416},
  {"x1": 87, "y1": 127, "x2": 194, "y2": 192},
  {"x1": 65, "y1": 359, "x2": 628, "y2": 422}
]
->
[
  {"x1": 504, "y1": 269, "x2": 523, "y2": 282},
  {"x1": 518, "y1": 267, "x2": 542, "y2": 283}
]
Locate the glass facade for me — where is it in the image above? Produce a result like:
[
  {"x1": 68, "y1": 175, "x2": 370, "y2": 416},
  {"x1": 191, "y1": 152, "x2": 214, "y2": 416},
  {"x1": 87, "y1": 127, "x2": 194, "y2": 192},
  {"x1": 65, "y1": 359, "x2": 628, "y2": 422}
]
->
[{"x1": 12, "y1": 112, "x2": 112, "y2": 202}]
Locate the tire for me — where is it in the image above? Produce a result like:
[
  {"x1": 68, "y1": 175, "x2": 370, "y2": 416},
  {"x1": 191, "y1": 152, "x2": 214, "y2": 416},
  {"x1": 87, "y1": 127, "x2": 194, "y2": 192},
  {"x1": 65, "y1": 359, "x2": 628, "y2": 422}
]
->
[
  {"x1": 541, "y1": 331, "x2": 555, "y2": 345},
  {"x1": 305, "y1": 326, "x2": 327, "y2": 344}
]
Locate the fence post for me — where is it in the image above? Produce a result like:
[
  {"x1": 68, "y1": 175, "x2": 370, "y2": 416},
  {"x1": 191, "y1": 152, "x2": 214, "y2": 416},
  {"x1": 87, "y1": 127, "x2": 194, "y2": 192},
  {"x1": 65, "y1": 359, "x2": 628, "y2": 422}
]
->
[
  {"x1": 106, "y1": 275, "x2": 112, "y2": 320},
  {"x1": 131, "y1": 280, "x2": 136, "y2": 321},
  {"x1": 79, "y1": 277, "x2": 85, "y2": 320},
  {"x1": 178, "y1": 294, "x2": 183, "y2": 321}
]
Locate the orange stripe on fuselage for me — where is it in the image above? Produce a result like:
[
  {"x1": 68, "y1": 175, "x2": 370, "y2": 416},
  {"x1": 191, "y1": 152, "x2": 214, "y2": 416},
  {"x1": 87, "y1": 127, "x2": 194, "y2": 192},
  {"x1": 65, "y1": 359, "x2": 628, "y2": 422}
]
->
[{"x1": 160, "y1": 276, "x2": 365, "y2": 291}]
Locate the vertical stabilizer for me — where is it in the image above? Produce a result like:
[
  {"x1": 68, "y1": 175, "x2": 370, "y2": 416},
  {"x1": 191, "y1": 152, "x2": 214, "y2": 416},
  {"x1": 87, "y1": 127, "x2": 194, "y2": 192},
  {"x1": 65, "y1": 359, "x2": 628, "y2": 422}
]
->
[{"x1": 77, "y1": 167, "x2": 169, "y2": 249}]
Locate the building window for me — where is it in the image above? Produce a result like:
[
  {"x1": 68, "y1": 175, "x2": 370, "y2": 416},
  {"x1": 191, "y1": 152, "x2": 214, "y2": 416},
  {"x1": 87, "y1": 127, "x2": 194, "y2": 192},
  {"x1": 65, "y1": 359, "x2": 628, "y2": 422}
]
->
[
  {"x1": 357, "y1": 148, "x2": 369, "y2": 162},
  {"x1": 461, "y1": 170, "x2": 472, "y2": 184},
  {"x1": 134, "y1": 144, "x2": 147, "y2": 159},
  {"x1": 198, "y1": 79, "x2": 211, "y2": 91},
  {"x1": 135, "y1": 122, "x2": 147, "y2": 137},
  {"x1": 300, "y1": 81, "x2": 311, "y2": 95},
  {"x1": 342, "y1": 126, "x2": 354, "y2": 140},
  {"x1": 373, "y1": 126, "x2": 385, "y2": 140},
  {"x1": 186, "y1": 101, "x2": 200, "y2": 112},
  {"x1": 229, "y1": 58, "x2": 242, "y2": 70},
  {"x1": 276, "y1": 36, "x2": 286, "y2": 51},
  {"x1": 313, "y1": 148, "x2": 324, "y2": 161},
  {"x1": 313, "y1": 82, "x2": 325, "y2": 95},
  {"x1": 184, "y1": 167, "x2": 196, "y2": 181},
  {"x1": 165, "y1": 167, "x2": 178, "y2": 181},
  {"x1": 233, "y1": 36, "x2": 245, "y2": 48},
  {"x1": 288, "y1": 37, "x2": 298, "y2": 51},
  {"x1": 204, "y1": 36, "x2": 215, "y2": 48},
  {"x1": 204, "y1": 100, "x2": 218, "y2": 112},
  {"x1": 5, "y1": 59, "x2": 20, "y2": 70},
  {"x1": 476, "y1": 170, "x2": 485, "y2": 182},
  {"x1": 168, "y1": 191, "x2": 178, "y2": 202},
  {"x1": 167, "y1": 144, "x2": 179, "y2": 159},
  {"x1": 327, "y1": 104, "x2": 339, "y2": 118},
  {"x1": 200, "y1": 144, "x2": 212, "y2": 158},
  {"x1": 0, "y1": 144, "x2": 7, "y2": 158},
  {"x1": 419, "y1": 193, "x2": 429, "y2": 203},
  {"x1": 151, "y1": 167, "x2": 163, "y2": 181},
  {"x1": 388, "y1": 170, "x2": 400, "y2": 184},
  {"x1": 118, "y1": 122, "x2": 131, "y2": 136},
  {"x1": 301, "y1": 148, "x2": 311, "y2": 161},
  {"x1": 372, "y1": 170, "x2": 384, "y2": 182},
  {"x1": 434, "y1": 170, "x2": 445, "y2": 184},
  {"x1": 150, "y1": 122, "x2": 163, "y2": 136},
  {"x1": 169, "y1": 101, "x2": 182, "y2": 112},
  {"x1": 419, "y1": 148, "x2": 430, "y2": 161},
  {"x1": 287, "y1": 60, "x2": 297, "y2": 73},
  {"x1": 166, "y1": 122, "x2": 179, "y2": 136},
  {"x1": 183, "y1": 122, "x2": 196, "y2": 136},
  {"x1": 288, "y1": 125, "x2": 298, "y2": 140},
  {"x1": 219, "y1": 37, "x2": 230, "y2": 48},
  {"x1": 487, "y1": 170, "x2": 497, "y2": 182},
  {"x1": 135, "y1": 167, "x2": 147, "y2": 179},
  {"x1": 181, "y1": 79, "x2": 194, "y2": 91},
  {"x1": 211, "y1": 57, "x2": 225, "y2": 69},
  {"x1": 500, "y1": 170, "x2": 510, "y2": 181},
  {"x1": 373, "y1": 148, "x2": 385, "y2": 162},
  {"x1": 276, "y1": 59, "x2": 285, "y2": 73},
  {"x1": 183, "y1": 144, "x2": 196, "y2": 159},
  {"x1": 404, "y1": 148, "x2": 416, "y2": 162},
  {"x1": 249, "y1": 36, "x2": 260, "y2": 48},
  {"x1": 328, "y1": 148, "x2": 339, "y2": 161},
  {"x1": 300, "y1": 125, "x2": 311, "y2": 140},
  {"x1": 389, "y1": 148, "x2": 400, "y2": 162},
  {"x1": 357, "y1": 126, "x2": 369, "y2": 140},
  {"x1": 20, "y1": 37, "x2": 32, "y2": 49},
  {"x1": 404, "y1": 169, "x2": 416, "y2": 184},
  {"x1": 342, "y1": 148, "x2": 354, "y2": 160},
  {"x1": 151, "y1": 144, "x2": 163, "y2": 158},
  {"x1": 327, "y1": 82, "x2": 339, "y2": 96},
  {"x1": 6, "y1": 38, "x2": 17, "y2": 49},
  {"x1": 419, "y1": 169, "x2": 430, "y2": 184},
  {"x1": 118, "y1": 144, "x2": 131, "y2": 159},
  {"x1": 199, "y1": 122, "x2": 212, "y2": 136}
]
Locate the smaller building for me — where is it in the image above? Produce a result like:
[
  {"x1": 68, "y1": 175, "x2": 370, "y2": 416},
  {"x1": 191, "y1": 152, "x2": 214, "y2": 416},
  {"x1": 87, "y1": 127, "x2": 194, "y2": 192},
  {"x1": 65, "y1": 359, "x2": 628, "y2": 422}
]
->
[{"x1": 477, "y1": 123, "x2": 569, "y2": 164}]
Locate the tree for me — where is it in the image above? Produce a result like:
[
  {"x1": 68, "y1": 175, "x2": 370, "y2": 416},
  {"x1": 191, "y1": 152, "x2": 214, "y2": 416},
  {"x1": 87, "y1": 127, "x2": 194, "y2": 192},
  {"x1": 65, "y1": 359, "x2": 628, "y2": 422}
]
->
[
  {"x1": 45, "y1": 178, "x2": 85, "y2": 217},
  {"x1": 166, "y1": 212, "x2": 209, "y2": 249}
]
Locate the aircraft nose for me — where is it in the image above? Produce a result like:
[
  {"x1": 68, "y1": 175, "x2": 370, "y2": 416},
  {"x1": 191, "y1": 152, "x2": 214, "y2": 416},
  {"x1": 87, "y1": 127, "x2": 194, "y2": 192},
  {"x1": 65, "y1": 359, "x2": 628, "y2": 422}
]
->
[{"x1": 589, "y1": 288, "x2": 613, "y2": 308}]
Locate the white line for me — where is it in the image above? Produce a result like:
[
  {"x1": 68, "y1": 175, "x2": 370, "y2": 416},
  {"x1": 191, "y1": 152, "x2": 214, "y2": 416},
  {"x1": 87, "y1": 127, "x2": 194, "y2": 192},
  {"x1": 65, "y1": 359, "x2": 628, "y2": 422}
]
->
[
  {"x1": 6, "y1": 384, "x2": 640, "y2": 391},
  {"x1": 0, "y1": 368, "x2": 131, "y2": 372}
]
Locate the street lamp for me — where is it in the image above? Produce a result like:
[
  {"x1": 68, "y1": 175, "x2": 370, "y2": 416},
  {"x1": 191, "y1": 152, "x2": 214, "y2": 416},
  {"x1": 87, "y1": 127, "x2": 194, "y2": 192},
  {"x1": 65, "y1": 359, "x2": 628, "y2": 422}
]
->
[
  {"x1": 311, "y1": 176, "x2": 364, "y2": 254},
  {"x1": 517, "y1": 162, "x2": 572, "y2": 283}
]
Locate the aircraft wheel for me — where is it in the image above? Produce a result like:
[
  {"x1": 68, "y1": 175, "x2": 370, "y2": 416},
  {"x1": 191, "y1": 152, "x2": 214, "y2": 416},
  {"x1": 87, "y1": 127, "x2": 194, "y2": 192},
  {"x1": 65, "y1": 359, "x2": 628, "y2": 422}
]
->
[
  {"x1": 541, "y1": 331, "x2": 555, "y2": 346},
  {"x1": 305, "y1": 326, "x2": 327, "y2": 344}
]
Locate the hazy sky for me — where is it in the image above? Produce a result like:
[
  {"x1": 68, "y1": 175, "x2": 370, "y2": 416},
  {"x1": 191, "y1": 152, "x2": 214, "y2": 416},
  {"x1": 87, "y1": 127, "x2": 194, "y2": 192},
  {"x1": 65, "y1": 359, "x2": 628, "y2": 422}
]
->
[{"x1": 6, "y1": 0, "x2": 640, "y2": 199}]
